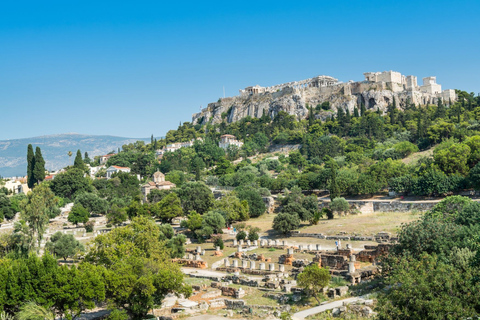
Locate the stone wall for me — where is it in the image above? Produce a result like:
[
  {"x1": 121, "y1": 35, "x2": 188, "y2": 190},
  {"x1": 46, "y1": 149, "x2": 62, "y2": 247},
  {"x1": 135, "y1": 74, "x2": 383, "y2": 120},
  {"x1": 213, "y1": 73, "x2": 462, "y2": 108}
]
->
[
  {"x1": 172, "y1": 259, "x2": 208, "y2": 269},
  {"x1": 319, "y1": 199, "x2": 436, "y2": 214}
]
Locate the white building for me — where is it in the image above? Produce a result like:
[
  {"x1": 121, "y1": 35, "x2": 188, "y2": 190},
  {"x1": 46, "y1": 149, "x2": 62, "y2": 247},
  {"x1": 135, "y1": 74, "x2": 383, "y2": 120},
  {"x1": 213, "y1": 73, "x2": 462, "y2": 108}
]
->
[
  {"x1": 219, "y1": 134, "x2": 244, "y2": 150},
  {"x1": 99, "y1": 154, "x2": 115, "y2": 165},
  {"x1": 3, "y1": 179, "x2": 25, "y2": 194},
  {"x1": 106, "y1": 165, "x2": 131, "y2": 179}
]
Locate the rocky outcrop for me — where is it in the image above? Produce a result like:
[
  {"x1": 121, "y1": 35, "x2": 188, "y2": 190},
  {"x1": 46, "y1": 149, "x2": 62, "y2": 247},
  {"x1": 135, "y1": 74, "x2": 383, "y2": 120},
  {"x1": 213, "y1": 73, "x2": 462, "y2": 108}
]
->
[{"x1": 192, "y1": 81, "x2": 438, "y2": 125}]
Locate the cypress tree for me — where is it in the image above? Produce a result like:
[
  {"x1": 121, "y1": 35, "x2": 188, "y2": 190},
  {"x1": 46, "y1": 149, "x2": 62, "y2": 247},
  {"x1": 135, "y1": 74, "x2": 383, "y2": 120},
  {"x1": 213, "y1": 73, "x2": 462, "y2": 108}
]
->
[
  {"x1": 33, "y1": 146, "x2": 45, "y2": 184},
  {"x1": 74, "y1": 149, "x2": 84, "y2": 169},
  {"x1": 337, "y1": 108, "x2": 345, "y2": 124},
  {"x1": 435, "y1": 98, "x2": 446, "y2": 119},
  {"x1": 353, "y1": 107, "x2": 359, "y2": 118},
  {"x1": 360, "y1": 103, "x2": 366, "y2": 116},
  {"x1": 84, "y1": 152, "x2": 91, "y2": 164},
  {"x1": 308, "y1": 105, "x2": 314, "y2": 127},
  {"x1": 345, "y1": 108, "x2": 351, "y2": 122},
  {"x1": 27, "y1": 144, "x2": 35, "y2": 188}
]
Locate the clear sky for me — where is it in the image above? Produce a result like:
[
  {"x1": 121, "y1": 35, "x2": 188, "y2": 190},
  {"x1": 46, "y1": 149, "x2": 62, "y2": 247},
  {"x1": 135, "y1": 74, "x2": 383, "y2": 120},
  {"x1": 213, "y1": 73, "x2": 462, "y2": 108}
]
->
[{"x1": 1, "y1": 0, "x2": 479, "y2": 140}]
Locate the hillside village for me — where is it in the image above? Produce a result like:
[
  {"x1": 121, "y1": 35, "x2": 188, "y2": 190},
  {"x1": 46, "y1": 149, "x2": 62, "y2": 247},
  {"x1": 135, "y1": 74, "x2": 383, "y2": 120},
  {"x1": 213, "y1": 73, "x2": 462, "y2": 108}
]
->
[{"x1": 1, "y1": 70, "x2": 480, "y2": 320}]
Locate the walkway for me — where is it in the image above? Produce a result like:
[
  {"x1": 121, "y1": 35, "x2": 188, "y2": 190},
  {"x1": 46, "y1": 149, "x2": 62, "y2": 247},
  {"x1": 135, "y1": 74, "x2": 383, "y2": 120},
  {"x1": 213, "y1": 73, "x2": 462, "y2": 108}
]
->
[
  {"x1": 181, "y1": 267, "x2": 263, "y2": 280},
  {"x1": 292, "y1": 297, "x2": 365, "y2": 320}
]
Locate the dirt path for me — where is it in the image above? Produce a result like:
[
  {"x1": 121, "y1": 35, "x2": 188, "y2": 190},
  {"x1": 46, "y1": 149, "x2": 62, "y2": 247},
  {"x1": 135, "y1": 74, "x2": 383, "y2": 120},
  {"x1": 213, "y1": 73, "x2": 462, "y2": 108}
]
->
[{"x1": 292, "y1": 297, "x2": 366, "y2": 320}]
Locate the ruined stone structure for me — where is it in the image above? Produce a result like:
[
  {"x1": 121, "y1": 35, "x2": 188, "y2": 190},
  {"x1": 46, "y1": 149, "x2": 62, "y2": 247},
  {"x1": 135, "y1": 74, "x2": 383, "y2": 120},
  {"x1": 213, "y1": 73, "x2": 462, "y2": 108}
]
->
[
  {"x1": 192, "y1": 70, "x2": 457, "y2": 126},
  {"x1": 172, "y1": 258, "x2": 208, "y2": 269},
  {"x1": 239, "y1": 75, "x2": 339, "y2": 95}
]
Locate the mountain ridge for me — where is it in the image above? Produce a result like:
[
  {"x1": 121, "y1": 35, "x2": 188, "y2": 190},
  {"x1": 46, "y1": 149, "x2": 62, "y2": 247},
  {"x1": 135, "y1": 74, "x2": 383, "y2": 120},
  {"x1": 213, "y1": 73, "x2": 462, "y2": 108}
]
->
[{"x1": 0, "y1": 133, "x2": 151, "y2": 178}]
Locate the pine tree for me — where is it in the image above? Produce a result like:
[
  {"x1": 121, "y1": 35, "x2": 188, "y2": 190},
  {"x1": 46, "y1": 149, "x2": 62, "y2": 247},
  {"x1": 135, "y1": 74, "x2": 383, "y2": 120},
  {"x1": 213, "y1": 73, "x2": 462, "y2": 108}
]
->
[
  {"x1": 74, "y1": 150, "x2": 84, "y2": 169},
  {"x1": 27, "y1": 144, "x2": 35, "y2": 188},
  {"x1": 33, "y1": 146, "x2": 45, "y2": 184}
]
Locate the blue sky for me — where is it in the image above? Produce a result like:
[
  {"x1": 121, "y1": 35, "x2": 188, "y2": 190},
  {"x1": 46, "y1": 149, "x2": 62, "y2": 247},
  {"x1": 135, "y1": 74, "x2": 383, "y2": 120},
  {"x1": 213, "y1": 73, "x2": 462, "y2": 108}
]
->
[{"x1": 1, "y1": 0, "x2": 479, "y2": 140}]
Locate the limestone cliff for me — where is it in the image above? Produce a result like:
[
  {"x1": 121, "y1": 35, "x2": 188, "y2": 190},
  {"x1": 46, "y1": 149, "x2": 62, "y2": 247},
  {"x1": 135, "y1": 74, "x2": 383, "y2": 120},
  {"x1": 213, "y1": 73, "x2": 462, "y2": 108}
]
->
[{"x1": 192, "y1": 81, "x2": 443, "y2": 125}]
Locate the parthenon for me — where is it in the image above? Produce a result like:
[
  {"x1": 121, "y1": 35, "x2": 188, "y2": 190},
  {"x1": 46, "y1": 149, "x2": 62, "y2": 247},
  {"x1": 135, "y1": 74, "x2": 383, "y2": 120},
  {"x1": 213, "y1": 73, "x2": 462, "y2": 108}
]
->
[{"x1": 239, "y1": 75, "x2": 339, "y2": 96}]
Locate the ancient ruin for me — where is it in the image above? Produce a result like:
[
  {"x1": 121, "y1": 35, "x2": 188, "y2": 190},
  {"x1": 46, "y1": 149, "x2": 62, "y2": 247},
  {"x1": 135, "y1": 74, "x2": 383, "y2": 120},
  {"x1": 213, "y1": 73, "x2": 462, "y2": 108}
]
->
[{"x1": 192, "y1": 70, "x2": 457, "y2": 126}]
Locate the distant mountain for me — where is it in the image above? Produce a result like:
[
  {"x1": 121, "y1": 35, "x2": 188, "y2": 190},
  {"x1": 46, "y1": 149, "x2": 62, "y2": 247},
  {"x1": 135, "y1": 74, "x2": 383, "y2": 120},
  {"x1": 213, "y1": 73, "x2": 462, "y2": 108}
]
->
[{"x1": 0, "y1": 133, "x2": 151, "y2": 178}]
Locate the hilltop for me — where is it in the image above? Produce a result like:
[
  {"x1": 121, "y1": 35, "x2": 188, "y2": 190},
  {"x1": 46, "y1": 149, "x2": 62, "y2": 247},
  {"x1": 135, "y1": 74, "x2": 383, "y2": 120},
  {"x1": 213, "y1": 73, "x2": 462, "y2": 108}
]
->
[
  {"x1": 192, "y1": 70, "x2": 457, "y2": 125},
  {"x1": 0, "y1": 133, "x2": 150, "y2": 177}
]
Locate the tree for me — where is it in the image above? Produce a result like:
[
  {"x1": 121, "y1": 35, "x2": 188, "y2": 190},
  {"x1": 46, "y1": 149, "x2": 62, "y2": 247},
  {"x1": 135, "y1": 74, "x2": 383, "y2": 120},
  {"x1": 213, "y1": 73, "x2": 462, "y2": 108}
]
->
[
  {"x1": 68, "y1": 203, "x2": 90, "y2": 226},
  {"x1": 85, "y1": 216, "x2": 191, "y2": 318},
  {"x1": 247, "y1": 227, "x2": 260, "y2": 241},
  {"x1": 74, "y1": 149, "x2": 84, "y2": 169},
  {"x1": 75, "y1": 192, "x2": 108, "y2": 215},
  {"x1": 84, "y1": 152, "x2": 91, "y2": 164},
  {"x1": 428, "y1": 195, "x2": 472, "y2": 221},
  {"x1": 325, "y1": 157, "x2": 340, "y2": 200},
  {"x1": 297, "y1": 264, "x2": 331, "y2": 304},
  {"x1": 45, "y1": 231, "x2": 84, "y2": 261},
  {"x1": 213, "y1": 236, "x2": 224, "y2": 250},
  {"x1": 0, "y1": 194, "x2": 15, "y2": 222},
  {"x1": 236, "y1": 186, "x2": 266, "y2": 218},
  {"x1": 16, "y1": 302, "x2": 55, "y2": 320},
  {"x1": 329, "y1": 197, "x2": 349, "y2": 215},
  {"x1": 166, "y1": 234, "x2": 186, "y2": 258},
  {"x1": 147, "y1": 189, "x2": 171, "y2": 203},
  {"x1": 20, "y1": 183, "x2": 59, "y2": 247},
  {"x1": 201, "y1": 211, "x2": 226, "y2": 234},
  {"x1": 0, "y1": 254, "x2": 105, "y2": 318},
  {"x1": 50, "y1": 168, "x2": 93, "y2": 200},
  {"x1": 27, "y1": 144, "x2": 35, "y2": 188},
  {"x1": 377, "y1": 253, "x2": 480, "y2": 319},
  {"x1": 214, "y1": 193, "x2": 249, "y2": 222},
  {"x1": 190, "y1": 156, "x2": 205, "y2": 181},
  {"x1": 180, "y1": 211, "x2": 203, "y2": 232},
  {"x1": 154, "y1": 193, "x2": 183, "y2": 222},
  {"x1": 302, "y1": 195, "x2": 319, "y2": 223},
  {"x1": 33, "y1": 147, "x2": 45, "y2": 184},
  {"x1": 236, "y1": 230, "x2": 247, "y2": 241},
  {"x1": 106, "y1": 205, "x2": 128, "y2": 227},
  {"x1": 273, "y1": 212, "x2": 300, "y2": 235},
  {"x1": 433, "y1": 142, "x2": 470, "y2": 175},
  {"x1": 177, "y1": 182, "x2": 214, "y2": 214}
]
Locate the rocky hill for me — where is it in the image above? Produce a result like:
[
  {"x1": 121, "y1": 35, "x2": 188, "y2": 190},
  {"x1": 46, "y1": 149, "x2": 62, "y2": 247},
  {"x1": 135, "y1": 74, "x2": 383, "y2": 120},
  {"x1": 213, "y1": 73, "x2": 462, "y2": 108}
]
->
[
  {"x1": 192, "y1": 71, "x2": 456, "y2": 125},
  {"x1": 0, "y1": 134, "x2": 150, "y2": 178}
]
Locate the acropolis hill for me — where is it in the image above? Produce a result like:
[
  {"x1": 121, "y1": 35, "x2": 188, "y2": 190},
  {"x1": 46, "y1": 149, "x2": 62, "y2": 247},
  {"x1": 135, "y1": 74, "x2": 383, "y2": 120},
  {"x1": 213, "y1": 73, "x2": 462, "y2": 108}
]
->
[{"x1": 192, "y1": 71, "x2": 457, "y2": 125}]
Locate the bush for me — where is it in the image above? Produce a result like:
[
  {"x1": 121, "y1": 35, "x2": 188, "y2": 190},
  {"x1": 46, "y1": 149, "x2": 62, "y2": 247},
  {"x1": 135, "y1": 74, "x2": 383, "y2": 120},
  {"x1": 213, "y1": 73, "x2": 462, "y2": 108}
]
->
[
  {"x1": 85, "y1": 220, "x2": 95, "y2": 232},
  {"x1": 248, "y1": 230, "x2": 259, "y2": 241},
  {"x1": 213, "y1": 236, "x2": 224, "y2": 250},
  {"x1": 329, "y1": 197, "x2": 349, "y2": 214},
  {"x1": 272, "y1": 212, "x2": 300, "y2": 235},
  {"x1": 236, "y1": 230, "x2": 247, "y2": 241},
  {"x1": 323, "y1": 207, "x2": 334, "y2": 220}
]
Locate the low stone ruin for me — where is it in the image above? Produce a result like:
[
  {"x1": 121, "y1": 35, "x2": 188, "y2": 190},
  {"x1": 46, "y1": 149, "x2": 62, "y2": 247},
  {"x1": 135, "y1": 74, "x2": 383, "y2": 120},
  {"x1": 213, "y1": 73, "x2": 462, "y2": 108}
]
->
[
  {"x1": 327, "y1": 286, "x2": 349, "y2": 298},
  {"x1": 357, "y1": 243, "x2": 391, "y2": 262},
  {"x1": 172, "y1": 259, "x2": 208, "y2": 269}
]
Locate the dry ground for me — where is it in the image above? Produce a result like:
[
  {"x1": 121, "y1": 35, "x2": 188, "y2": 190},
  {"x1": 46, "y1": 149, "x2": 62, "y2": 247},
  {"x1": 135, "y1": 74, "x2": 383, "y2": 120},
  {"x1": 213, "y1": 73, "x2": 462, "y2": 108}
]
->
[
  {"x1": 299, "y1": 211, "x2": 422, "y2": 236},
  {"x1": 244, "y1": 210, "x2": 421, "y2": 241}
]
